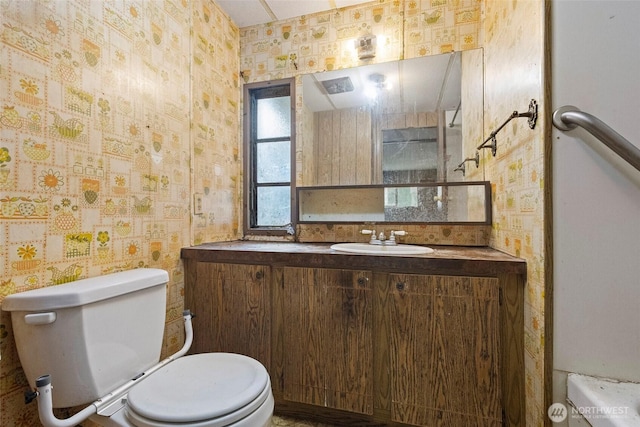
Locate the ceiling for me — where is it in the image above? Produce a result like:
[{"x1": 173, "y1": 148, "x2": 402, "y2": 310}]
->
[
  {"x1": 302, "y1": 52, "x2": 462, "y2": 114},
  {"x1": 216, "y1": 0, "x2": 375, "y2": 28}
]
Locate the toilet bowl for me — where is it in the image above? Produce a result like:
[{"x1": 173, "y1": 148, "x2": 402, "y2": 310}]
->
[
  {"x1": 91, "y1": 353, "x2": 274, "y2": 427},
  {"x1": 2, "y1": 268, "x2": 274, "y2": 427}
]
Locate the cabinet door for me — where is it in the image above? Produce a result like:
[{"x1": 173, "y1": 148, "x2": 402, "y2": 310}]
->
[
  {"x1": 282, "y1": 267, "x2": 373, "y2": 415},
  {"x1": 385, "y1": 273, "x2": 501, "y2": 426},
  {"x1": 187, "y1": 262, "x2": 271, "y2": 371}
]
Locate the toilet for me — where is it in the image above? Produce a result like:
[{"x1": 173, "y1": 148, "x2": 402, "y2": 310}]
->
[{"x1": 2, "y1": 268, "x2": 273, "y2": 427}]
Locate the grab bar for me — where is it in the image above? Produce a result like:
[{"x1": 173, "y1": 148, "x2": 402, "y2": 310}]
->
[{"x1": 553, "y1": 106, "x2": 640, "y2": 172}]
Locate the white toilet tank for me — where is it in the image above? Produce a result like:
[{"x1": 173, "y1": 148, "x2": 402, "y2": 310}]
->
[{"x1": 2, "y1": 268, "x2": 169, "y2": 408}]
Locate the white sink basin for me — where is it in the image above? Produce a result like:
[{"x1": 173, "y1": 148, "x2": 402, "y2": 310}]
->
[{"x1": 330, "y1": 242, "x2": 434, "y2": 255}]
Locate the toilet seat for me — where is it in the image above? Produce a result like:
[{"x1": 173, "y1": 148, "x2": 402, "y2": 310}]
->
[{"x1": 124, "y1": 353, "x2": 271, "y2": 427}]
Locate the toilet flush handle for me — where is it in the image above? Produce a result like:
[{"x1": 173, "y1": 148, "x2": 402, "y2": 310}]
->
[{"x1": 24, "y1": 312, "x2": 56, "y2": 325}]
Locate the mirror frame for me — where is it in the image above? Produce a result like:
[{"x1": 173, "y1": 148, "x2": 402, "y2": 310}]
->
[{"x1": 296, "y1": 181, "x2": 492, "y2": 225}]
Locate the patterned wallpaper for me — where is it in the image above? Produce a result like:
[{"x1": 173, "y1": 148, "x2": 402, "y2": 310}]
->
[
  {"x1": 239, "y1": 0, "x2": 482, "y2": 81},
  {"x1": 0, "y1": 0, "x2": 239, "y2": 425},
  {"x1": 483, "y1": 1, "x2": 547, "y2": 425},
  {"x1": 191, "y1": 0, "x2": 241, "y2": 246},
  {"x1": 0, "y1": 0, "x2": 548, "y2": 426}
]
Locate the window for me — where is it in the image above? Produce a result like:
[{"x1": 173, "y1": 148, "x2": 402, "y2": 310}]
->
[{"x1": 243, "y1": 79, "x2": 295, "y2": 235}]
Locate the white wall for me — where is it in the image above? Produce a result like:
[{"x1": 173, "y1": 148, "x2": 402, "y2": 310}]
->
[{"x1": 551, "y1": 0, "x2": 640, "y2": 412}]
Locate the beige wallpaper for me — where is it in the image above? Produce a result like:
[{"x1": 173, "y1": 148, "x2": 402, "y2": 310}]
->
[
  {"x1": 0, "y1": 0, "x2": 239, "y2": 425},
  {"x1": 0, "y1": 0, "x2": 548, "y2": 425},
  {"x1": 191, "y1": 2, "x2": 241, "y2": 245},
  {"x1": 483, "y1": 1, "x2": 547, "y2": 425}
]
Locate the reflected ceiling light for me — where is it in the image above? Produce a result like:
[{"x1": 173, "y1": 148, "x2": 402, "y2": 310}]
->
[
  {"x1": 368, "y1": 73, "x2": 387, "y2": 88},
  {"x1": 366, "y1": 73, "x2": 387, "y2": 101}
]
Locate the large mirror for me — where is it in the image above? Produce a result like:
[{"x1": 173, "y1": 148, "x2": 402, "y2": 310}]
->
[{"x1": 299, "y1": 48, "x2": 484, "y2": 187}]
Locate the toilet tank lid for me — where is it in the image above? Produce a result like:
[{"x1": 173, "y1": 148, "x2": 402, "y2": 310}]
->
[{"x1": 2, "y1": 268, "x2": 169, "y2": 312}]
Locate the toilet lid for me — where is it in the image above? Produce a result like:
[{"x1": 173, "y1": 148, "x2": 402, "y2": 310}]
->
[{"x1": 126, "y1": 353, "x2": 270, "y2": 425}]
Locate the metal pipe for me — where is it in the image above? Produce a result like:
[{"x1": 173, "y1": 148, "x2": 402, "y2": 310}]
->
[
  {"x1": 448, "y1": 100, "x2": 461, "y2": 127},
  {"x1": 553, "y1": 106, "x2": 640, "y2": 172},
  {"x1": 436, "y1": 51, "x2": 459, "y2": 111}
]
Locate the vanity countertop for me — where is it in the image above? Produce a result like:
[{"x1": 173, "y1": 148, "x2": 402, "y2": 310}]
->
[{"x1": 181, "y1": 241, "x2": 526, "y2": 276}]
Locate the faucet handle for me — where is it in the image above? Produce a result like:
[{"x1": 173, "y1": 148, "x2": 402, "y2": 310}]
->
[
  {"x1": 361, "y1": 229, "x2": 377, "y2": 243},
  {"x1": 388, "y1": 230, "x2": 406, "y2": 244}
]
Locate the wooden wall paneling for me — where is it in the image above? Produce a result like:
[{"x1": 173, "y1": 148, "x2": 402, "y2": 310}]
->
[
  {"x1": 331, "y1": 110, "x2": 341, "y2": 185},
  {"x1": 404, "y1": 113, "x2": 418, "y2": 128},
  {"x1": 339, "y1": 108, "x2": 357, "y2": 185},
  {"x1": 356, "y1": 106, "x2": 372, "y2": 185},
  {"x1": 372, "y1": 109, "x2": 383, "y2": 184},
  {"x1": 385, "y1": 113, "x2": 407, "y2": 131},
  {"x1": 316, "y1": 111, "x2": 333, "y2": 186},
  {"x1": 300, "y1": 104, "x2": 316, "y2": 186}
]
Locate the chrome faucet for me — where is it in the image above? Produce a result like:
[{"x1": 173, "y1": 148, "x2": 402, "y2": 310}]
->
[
  {"x1": 360, "y1": 229, "x2": 379, "y2": 244},
  {"x1": 361, "y1": 229, "x2": 407, "y2": 245}
]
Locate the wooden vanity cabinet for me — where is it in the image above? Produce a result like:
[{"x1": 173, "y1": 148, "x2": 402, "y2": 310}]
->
[
  {"x1": 280, "y1": 267, "x2": 373, "y2": 415},
  {"x1": 183, "y1": 261, "x2": 272, "y2": 372},
  {"x1": 182, "y1": 243, "x2": 525, "y2": 427},
  {"x1": 376, "y1": 273, "x2": 502, "y2": 426}
]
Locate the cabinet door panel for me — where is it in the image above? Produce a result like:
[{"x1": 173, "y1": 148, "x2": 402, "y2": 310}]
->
[
  {"x1": 283, "y1": 267, "x2": 373, "y2": 415},
  {"x1": 282, "y1": 267, "x2": 325, "y2": 407},
  {"x1": 387, "y1": 274, "x2": 501, "y2": 426},
  {"x1": 192, "y1": 262, "x2": 271, "y2": 369}
]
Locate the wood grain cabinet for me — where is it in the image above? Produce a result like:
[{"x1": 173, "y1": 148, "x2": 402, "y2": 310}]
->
[
  {"x1": 376, "y1": 273, "x2": 502, "y2": 426},
  {"x1": 183, "y1": 261, "x2": 271, "y2": 372},
  {"x1": 183, "y1": 246, "x2": 524, "y2": 427},
  {"x1": 280, "y1": 267, "x2": 373, "y2": 415}
]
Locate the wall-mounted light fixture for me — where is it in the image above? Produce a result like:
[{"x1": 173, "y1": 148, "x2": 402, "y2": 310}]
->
[{"x1": 356, "y1": 35, "x2": 376, "y2": 60}]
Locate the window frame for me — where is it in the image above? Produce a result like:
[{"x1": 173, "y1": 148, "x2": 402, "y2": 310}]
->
[{"x1": 243, "y1": 78, "x2": 296, "y2": 236}]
